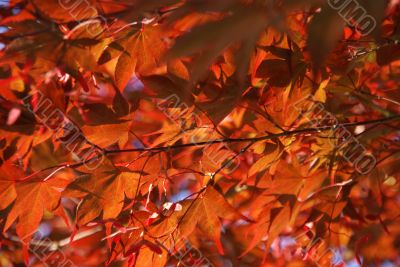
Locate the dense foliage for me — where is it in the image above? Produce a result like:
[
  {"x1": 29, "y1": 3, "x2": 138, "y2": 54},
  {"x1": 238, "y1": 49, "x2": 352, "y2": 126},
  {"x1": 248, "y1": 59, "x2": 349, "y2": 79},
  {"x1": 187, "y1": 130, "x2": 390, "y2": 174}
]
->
[{"x1": 0, "y1": 0, "x2": 400, "y2": 266}]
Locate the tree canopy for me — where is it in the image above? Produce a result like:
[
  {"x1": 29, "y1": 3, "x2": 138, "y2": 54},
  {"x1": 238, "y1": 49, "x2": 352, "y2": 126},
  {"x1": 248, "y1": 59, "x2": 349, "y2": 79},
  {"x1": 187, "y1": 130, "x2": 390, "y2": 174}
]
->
[{"x1": 0, "y1": 0, "x2": 400, "y2": 266}]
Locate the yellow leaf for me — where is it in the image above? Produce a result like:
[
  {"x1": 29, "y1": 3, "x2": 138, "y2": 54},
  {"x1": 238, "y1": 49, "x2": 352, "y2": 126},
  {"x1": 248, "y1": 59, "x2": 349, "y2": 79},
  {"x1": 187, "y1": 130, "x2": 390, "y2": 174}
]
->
[{"x1": 314, "y1": 78, "x2": 330, "y2": 103}]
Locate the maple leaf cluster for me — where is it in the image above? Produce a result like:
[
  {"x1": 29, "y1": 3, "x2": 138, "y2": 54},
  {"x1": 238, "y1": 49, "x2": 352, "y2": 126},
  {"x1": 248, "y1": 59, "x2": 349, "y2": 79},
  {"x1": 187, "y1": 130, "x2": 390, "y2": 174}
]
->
[{"x1": 0, "y1": 0, "x2": 400, "y2": 266}]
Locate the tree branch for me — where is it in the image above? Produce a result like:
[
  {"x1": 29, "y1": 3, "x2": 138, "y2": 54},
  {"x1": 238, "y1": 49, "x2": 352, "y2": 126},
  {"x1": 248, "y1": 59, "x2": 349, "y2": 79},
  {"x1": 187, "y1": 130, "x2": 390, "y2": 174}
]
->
[
  {"x1": 104, "y1": 115, "x2": 400, "y2": 154},
  {"x1": 18, "y1": 115, "x2": 400, "y2": 181}
]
